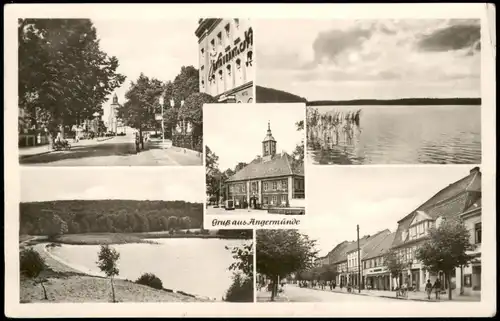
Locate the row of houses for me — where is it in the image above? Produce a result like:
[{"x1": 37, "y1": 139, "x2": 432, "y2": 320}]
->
[{"x1": 316, "y1": 167, "x2": 482, "y2": 297}]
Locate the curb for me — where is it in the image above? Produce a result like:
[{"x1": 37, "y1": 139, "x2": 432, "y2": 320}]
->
[
  {"x1": 293, "y1": 286, "x2": 454, "y2": 302},
  {"x1": 19, "y1": 150, "x2": 53, "y2": 159},
  {"x1": 96, "y1": 136, "x2": 115, "y2": 142}
]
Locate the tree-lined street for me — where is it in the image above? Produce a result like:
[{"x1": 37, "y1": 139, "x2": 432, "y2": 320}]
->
[
  {"x1": 19, "y1": 19, "x2": 213, "y2": 166},
  {"x1": 20, "y1": 132, "x2": 202, "y2": 166}
]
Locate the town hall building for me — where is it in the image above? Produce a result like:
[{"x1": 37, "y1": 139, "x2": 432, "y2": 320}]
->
[{"x1": 225, "y1": 122, "x2": 304, "y2": 210}]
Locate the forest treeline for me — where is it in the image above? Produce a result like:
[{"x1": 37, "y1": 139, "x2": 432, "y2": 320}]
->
[
  {"x1": 19, "y1": 200, "x2": 203, "y2": 236},
  {"x1": 255, "y1": 85, "x2": 481, "y2": 106},
  {"x1": 307, "y1": 97, "x2": 481, "y2": 106}
]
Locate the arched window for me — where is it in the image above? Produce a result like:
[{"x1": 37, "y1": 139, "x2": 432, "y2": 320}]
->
[
  {"x1": 237, "y1": 100, "x2": 242, "y2": 103},
  {"x1": 247, "y1": 97, "x2": 253, "y2": 103}
]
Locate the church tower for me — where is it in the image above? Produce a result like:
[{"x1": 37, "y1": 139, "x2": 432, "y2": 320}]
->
[
  {"x1": 262, "y1": 121, "x2": 277, "y2": 159},
  {"x1": 108, "y1": 93, "x2": 120, "y2": 133}
]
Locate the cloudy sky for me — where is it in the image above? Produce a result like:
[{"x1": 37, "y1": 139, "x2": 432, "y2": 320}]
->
[
  {"x1": 91, "y1": 19, "x2": 199, "y2": 123},
  {"x1": 304, "y1": 166, "x2": 476, "y2": 256},
  {"x1": 257, "y1": 19, "x2": 481, "y2": 101},
  {"x1": 204, "y1": 103, "x2": 305, "y2": 171},
  {"x1": 21, "y1": 167, "x2": 204, "y2": 202}
]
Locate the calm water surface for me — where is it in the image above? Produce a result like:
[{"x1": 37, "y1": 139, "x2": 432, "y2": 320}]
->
[
  {"x1": 307, "y1": 105, "x2": 481, "y2": 165},
  {"x1": 48, "y1": 238, "x2": 249, "y2": 300}
]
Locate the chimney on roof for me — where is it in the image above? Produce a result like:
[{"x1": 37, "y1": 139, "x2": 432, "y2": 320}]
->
[{"x1": 470, "y1": 166, "x2": 480, "y2": 175}]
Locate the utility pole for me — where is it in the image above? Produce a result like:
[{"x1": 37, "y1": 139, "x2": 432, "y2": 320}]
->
[{"x1": 357, "y1": 224, "x2": 361, "y2": 293}]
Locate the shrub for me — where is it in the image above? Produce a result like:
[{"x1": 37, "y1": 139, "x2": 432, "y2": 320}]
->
[
  {"x1": 224, "y1": 273, "x2": 253, "y2": 302},
  {"x1": 20, "y1": 248, "x2": 48, "y2": 300},
  {"x1": 135, "y1": 273, "x2": 163, "y2": 290}
]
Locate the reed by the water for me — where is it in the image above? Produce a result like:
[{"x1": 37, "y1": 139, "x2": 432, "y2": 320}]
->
[{"x1": 307, "y1": 108, "x2": 362, "y2": 149}]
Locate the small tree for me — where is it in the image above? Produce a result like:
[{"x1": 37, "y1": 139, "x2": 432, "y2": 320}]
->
[
  {"x1": 44, "y1": 214, "x2": 68, "y2": 239},
  {"x1": 416, "y1": 217, "x2": 474, "y2": 300},
  {"x1": 256, "y1": 230, "x2": 318, "y2": 301},
  {"x1": 20, "y1": 248, "x2": 48, "y2": 300},
  {"x1": 96, "y1": 245, "x2": 120, "y2": 303},
  {"x1": 385, "y1": 249, "x2": 405, "y2": 290}
]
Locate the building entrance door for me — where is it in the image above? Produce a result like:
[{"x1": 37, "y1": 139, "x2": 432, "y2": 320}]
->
[
  {"x1": 250, "y1": 197, "x2": 257, "y2": 209},
  {"x1": 411, "y1": 269, "x2": 420, "y2": 291}
]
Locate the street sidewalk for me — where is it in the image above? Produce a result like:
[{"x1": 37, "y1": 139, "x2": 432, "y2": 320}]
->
[
  {"x1": 19, "y1": 137, "x2": 115, "y2": 158},
  {"x1": 290, "y1": 284, "x2": 480, "y2": 302},
  {"x1": 256, "y1": 289, "x2": 289, "y2": 302}
]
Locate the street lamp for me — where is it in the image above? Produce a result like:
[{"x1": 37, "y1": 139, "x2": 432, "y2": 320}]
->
[{"x1": 158, "y1": 94, "x2": 165, "y2": 147}]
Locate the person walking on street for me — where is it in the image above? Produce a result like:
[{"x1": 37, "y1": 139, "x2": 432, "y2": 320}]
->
[
  {"x1": 433, "y1": 278, "x2": 442, "y2": 300},
  {"x1": 135, "y1": 131, "x2": 141, "y2": 153},
  {"x1": 425, "y1": 279, "x2": 433, "y2": 300}
]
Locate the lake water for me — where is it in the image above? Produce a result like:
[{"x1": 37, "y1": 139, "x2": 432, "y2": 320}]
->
[
  {"x1": 47, "y1": 238, "x2": 249, "y2": 301},
  {"x1": 307, "y1": 105, "x2": 481, "y2": 165}
]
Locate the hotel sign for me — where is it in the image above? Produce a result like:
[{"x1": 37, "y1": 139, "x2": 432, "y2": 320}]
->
[{"x1": 209, "y1": 27, "x2": 253, "y2": 77}]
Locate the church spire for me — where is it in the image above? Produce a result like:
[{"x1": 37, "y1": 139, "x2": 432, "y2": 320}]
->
[{"x1": 262, "y1": 121, "x2": 276, "y2": 158}]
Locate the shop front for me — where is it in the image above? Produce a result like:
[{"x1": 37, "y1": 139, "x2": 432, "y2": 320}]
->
[{"x1": 364, "y1": 267, "x2": 391, "y2": 291}]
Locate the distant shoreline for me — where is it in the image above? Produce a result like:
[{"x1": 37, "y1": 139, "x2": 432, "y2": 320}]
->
[
  {"x1": 255, "y1": 86, "x2": 481, "y2": 106},
  {"x1": 22, "y1": 232, "x2": 251, "y2": 246},
  {"x1": 307, "y1": 98, "x2": 481, "y2": 106}
]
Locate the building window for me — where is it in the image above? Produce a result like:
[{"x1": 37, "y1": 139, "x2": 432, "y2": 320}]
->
[
  {"x1": 201, "y1": 80, "x2": 205, "y2": 89},
  {"x1": 263, "y1": 182, "x2": 268, "y2": 191},
  {"x1": 272, "y1": 181, "x2": 277, "y2": 190},
  {"x1": 210, "y1": 39, "x2": 215, "y2": 50},
  {"x1": 475, "y1": 223, "x2": 482, "y2": 244},
  {"x1": 201, "y1": 48, "x2": 205, "y2": 60},
  {"x1": 282, "y1": 179, "x2": 287, "y2": 190},
  {"x1": 272, "y1": 195, "x2": 277, "y2": 205},
  {"x1": 226, "y1": 64, "x2": 231, "y2": 77},
  {"x1": 217, "y1": 32, "x2": 222, "y2": 46},
  {"x1": 218, "y1": 69, "x2": 223, "y2": 81},
  {"x1": 234, "y1": 18, "x2": 240, "y2": 29},
  {"x1": 225, "y1": 23, "x2": 231, "y2": 40},
  {"x1": 246, "y1": 50, "x2": 253, "y2": 66}
]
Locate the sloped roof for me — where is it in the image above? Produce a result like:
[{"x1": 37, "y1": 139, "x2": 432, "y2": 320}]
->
[
  {"x1": 397, "y1": 168, "x2": 481, "y2": 224},
  {"x1": 331, "y1": 236, "x2": 370, "y2": 264},
  {"x1": 326, "y1": 241, "x2": 349, "y2": 264},
  {"x1": 363, "y1": 232, "x2": 396, "y2": 260},
  {"x1": 226, "y1": 152, "x2": 304, "y2": 182},
  {"x1": 357, "y1": 229, "x2": 392, "y2": 257},
  {"x1": 392, "y1": 168, "x2": 481, "y2": 248}
]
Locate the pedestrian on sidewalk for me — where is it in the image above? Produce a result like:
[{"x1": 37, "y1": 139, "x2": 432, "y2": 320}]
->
[
  {"x1": 425, "y1": 279, "x2": 433, "y2": 300},
  {"x1": 135, "y1": 132, "x2": 141, "y2": 153},
  {"x1": 433, "y1": 279, "x2": 442, "y2": 300}
]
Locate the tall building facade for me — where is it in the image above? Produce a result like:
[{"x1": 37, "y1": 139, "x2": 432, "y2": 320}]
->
[
  {"x1": 390, "y1": 166, "x2": 481, "y2": 294},
  {"x1": 225, "y1": 122, "x2": 304, "y2": 209},
  {"x1": 195, "y1": 18, "x2": 254, "y2": 103}
]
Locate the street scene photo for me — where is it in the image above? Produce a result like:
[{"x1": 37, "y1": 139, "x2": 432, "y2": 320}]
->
[
  {"x1": 19, "y1": 168, "x2": 254, "y2": 303},
  {"x1": 204, "y1": 103, "x2": 306, "y2": 217},
  {"x1": 255, "y1": 19, "x2": 481, "y2": 165},
  {"x1": 259, "y1": 166, "x2": 483, "y2": 303},
  {"x1": 19, "y1": 18, "x2": 254, "y2": 166}
]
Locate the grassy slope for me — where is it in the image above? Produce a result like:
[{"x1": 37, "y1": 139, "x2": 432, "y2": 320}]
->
[{"x1": 19, "y1": 242, "x2": 208, "y2": 303}]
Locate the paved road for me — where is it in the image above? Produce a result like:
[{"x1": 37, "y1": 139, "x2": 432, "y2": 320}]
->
[
  {"x1": 277, "y1": 285, "x2": 395, "y2": 302},
  {"x1": 19, "y1": 134, "x2": 202, "y2": 166}
]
